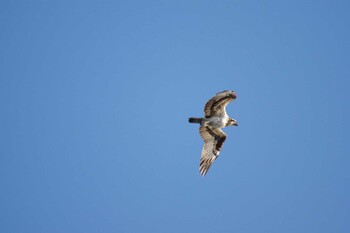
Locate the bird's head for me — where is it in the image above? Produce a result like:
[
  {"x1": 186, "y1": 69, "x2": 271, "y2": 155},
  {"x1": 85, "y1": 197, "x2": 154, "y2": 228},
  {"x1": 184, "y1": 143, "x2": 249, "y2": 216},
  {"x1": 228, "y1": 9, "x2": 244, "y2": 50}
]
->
[{"x1": 227, "y1": 118, "x2": 238, "y2": 126}]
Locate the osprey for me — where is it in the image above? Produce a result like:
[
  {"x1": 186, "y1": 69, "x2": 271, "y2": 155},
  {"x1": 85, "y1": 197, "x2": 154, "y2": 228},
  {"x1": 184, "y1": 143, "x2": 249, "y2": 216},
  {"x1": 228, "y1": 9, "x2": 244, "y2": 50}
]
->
[{"x1": 189, "y1": 90, "x2": 238, "y2": 176}]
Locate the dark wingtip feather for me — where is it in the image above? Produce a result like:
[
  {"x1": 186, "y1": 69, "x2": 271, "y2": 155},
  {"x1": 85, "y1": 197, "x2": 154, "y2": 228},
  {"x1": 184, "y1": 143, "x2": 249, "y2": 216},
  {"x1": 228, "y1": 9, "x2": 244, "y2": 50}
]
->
[{"x1": 199, "y1": 158, "x2": 213, "y2": 176}]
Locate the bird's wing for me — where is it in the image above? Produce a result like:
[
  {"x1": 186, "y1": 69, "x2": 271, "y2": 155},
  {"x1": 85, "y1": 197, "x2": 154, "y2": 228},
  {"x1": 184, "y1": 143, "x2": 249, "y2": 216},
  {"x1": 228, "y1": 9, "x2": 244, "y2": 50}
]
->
[
  {"x1": 204, "y1": 90, "x2": 237, "y2": 118},
  {"x1": 199, "y1": 126, "x2": 227, "y2": 175}
]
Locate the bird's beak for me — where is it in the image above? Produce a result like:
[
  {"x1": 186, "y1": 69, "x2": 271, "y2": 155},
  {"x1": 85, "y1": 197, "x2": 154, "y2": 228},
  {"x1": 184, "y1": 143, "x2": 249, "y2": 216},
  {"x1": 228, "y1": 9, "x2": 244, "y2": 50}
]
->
[{"x1": 232, "y1": 120, "x2": 238, "y2": 126}]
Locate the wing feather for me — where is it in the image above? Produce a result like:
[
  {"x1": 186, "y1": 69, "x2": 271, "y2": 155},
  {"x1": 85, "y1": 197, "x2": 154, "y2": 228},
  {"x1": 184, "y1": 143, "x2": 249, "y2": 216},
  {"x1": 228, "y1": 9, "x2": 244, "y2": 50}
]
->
[
  {"x1": 204, "y1": 90, "x2": 236, "y2": 118},
  {"x1": 199, "y1": 126, "x2": 227, "y2": 175}
]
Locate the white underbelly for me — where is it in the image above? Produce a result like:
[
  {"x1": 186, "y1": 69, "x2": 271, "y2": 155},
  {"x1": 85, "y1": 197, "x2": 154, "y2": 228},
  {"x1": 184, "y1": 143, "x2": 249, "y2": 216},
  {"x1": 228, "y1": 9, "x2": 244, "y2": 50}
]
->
[{"x1": 208, "y1": 116, "x2": 227, "y2": 128}]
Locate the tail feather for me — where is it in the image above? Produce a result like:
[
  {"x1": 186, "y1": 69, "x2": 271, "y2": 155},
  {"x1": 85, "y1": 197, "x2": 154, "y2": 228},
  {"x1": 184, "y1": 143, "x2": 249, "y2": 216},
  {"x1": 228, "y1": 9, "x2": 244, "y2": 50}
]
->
[{"x1": 189, "y1": 117, "x2": 203, "y2": 124}]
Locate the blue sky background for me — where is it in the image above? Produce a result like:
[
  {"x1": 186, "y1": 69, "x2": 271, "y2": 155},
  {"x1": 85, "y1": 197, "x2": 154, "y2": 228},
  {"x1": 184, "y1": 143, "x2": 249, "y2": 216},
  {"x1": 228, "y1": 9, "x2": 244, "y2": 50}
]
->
[{"x1": 1, "y1": 1, "x2": 349, "y2": 233}]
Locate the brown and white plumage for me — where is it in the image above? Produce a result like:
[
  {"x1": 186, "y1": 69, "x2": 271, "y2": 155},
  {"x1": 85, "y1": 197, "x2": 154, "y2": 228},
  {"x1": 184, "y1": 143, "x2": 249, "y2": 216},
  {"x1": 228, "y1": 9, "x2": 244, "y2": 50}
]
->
[
  {"x1": 189, "y1": 90, "x2": 238, "y2": 176},
  {"x1": 199, "y1": 126, "x2": 227, "y2": 175}
]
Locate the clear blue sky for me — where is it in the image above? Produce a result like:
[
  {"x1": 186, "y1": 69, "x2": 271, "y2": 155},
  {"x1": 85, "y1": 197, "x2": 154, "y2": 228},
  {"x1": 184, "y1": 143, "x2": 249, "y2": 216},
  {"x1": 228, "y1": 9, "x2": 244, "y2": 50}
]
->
[{"x1": 1, "y1": 1, "x2": 349, "y2": 233}]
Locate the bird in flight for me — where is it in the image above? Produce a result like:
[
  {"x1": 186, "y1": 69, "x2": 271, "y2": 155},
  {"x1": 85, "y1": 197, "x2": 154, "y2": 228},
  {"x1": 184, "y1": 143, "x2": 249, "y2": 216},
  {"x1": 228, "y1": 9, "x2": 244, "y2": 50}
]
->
[{"x1": 189, "y1": 90, "x2": 238, "y2": 175}]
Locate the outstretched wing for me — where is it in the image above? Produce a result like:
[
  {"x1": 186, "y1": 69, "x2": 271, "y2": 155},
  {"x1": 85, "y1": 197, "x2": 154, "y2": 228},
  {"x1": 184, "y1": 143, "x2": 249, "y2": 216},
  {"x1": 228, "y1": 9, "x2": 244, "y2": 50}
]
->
[
  {"x1": 199, "y1": 125, "x2": 227, "y2": 175},
  {"x1": 204, "y1": 90, "x2": 236, "y2": 118}
]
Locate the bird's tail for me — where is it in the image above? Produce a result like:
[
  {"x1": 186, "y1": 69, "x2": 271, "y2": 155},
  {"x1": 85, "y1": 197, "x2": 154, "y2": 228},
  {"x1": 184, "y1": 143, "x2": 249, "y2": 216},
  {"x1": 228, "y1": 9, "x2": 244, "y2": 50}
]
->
[{"x1": 188, "y1": 117, "x2": 204, "y2": 124}]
